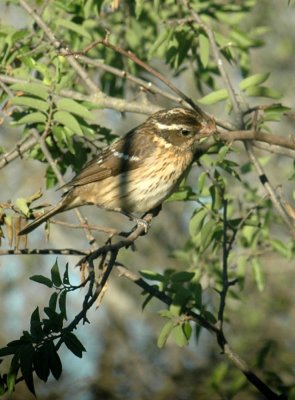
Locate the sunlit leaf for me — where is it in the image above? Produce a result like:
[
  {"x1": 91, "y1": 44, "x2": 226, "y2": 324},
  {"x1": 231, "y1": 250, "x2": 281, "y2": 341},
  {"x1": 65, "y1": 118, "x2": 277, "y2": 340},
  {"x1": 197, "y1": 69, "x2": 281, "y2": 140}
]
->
[
  {"x1": 239, "y1": 73, "x2": 270, "y2": 90},
  {"x1": 246, "y1": 86, "x2": 282, "y2": 99},
  {"x1": 199, "y1": 33, "x2": 210, "y2": 67},
  {"x1": 198, "y1": 89, "x2": 229, "y2": 105},
  {"x1": 14, "y1": 111, "x2": 47, "y2": 125},
  {"x1": 157, "y1": 321, "x2": 174, "y2": 348},
  {"x1": 10, "y1": 96, "x2": 49, "y2": 113},
  {"x1": 10, "y1": 82, "x2": 49, "y2": 100},
  {"x1": 53, "y1": 111, "x2": 83, "y2": 135},
  {"x1": 56, "y1": 18, "x2": 91, "y2": 38},
  {"x1": 56, "y1": 98, "x2": 94, "y2": 120}
]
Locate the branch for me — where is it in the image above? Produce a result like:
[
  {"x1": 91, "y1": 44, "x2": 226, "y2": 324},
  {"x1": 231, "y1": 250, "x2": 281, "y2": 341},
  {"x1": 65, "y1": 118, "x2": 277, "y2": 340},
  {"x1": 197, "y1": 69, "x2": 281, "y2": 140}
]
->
[
  {"x1": 0, "y1": 248, "x2": 87, "y2": 256},
  {"x1": 31, "y1": 127, "x2": 98, "y2": 245},
  {"x1": 78, "y1": 55, "x2": 184, "y2": 105},
  {"x1": 117, "y1": 263, "x2": 284, "y2": 400},
  {"x1": 19, "y1": 0, "x2": 100, "y2": 94},
  {"x1": 182, "y1": 0, "x2": 243, "y2": 117},
  {"x1": 71, "y1": 37, "x2": 211, "y2": 121},
  {"x1": 0, "y1": 74, "x2": 160, "y2": 115},
  {"x1": 245, "y1": 141, "x2": 295, "y2": 238},
  {"x1": 76, "y1": 208, "x2": 160, "y2": 267},
  {"x1": 0, "y1": 134, "x2": 37, "y2": 170},
  {"x1": 183, "y1": 3, "x2": 295, "y2": 238}
]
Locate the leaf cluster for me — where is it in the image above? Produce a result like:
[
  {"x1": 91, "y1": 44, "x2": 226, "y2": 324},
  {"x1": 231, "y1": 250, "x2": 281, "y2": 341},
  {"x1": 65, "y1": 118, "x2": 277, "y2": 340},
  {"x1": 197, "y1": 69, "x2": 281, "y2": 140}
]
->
[{"x1": 0, "y1": 261, "x2": 85, "y2": 396}]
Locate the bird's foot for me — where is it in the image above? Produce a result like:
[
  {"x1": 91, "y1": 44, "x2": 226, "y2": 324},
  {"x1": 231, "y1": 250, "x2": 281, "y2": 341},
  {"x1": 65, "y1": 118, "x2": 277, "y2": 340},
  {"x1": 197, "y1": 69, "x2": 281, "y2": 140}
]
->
[
  {"x1": 121, "y1": 211, "x2": 150, "y2": 234},
  {"x1": 135, "y1": 217, "x2": 150, "y2": 234}
]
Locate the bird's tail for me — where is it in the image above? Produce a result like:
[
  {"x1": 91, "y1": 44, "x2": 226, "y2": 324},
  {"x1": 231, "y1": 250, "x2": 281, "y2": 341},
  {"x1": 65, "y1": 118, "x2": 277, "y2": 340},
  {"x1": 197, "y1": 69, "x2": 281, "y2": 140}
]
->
[{"x1": 18, "y1": 202, "x2": 65, "y2": 235}]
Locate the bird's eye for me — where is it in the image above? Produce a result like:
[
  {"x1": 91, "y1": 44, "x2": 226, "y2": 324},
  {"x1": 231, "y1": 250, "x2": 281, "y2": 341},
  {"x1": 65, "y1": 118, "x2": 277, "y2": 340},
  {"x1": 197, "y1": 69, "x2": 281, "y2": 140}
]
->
[{"x1": 180, "y1": 129, "x2": 192, "y2": 137}]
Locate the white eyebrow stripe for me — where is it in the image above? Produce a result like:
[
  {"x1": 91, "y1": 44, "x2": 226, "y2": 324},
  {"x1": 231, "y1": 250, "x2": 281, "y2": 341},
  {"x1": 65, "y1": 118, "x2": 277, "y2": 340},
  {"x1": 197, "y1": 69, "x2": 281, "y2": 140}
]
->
[{"x1": 155, "y1": 122, "x2": 195, "y2": 130}]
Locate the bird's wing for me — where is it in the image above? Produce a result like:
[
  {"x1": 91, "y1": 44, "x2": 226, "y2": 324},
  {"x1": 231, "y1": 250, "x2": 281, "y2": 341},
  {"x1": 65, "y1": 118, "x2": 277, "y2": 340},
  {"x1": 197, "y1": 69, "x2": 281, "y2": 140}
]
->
[{"x1": 65, "y1": 128, "x2": 153, "y2": 188}]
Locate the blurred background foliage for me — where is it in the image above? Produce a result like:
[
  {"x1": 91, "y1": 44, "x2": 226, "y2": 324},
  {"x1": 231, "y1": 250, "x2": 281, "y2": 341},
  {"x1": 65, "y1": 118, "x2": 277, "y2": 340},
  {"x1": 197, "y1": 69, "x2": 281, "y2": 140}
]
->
[{"x1": 0, "y1": 0, "x2": 294, "y2": 399}]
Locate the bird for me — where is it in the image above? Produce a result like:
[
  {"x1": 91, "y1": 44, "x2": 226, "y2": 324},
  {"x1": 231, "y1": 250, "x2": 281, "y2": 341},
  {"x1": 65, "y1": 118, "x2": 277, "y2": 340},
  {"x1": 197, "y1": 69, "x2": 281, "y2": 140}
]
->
[{"x1": 19, "y1": 107, "x2": 216, "y2": 235}]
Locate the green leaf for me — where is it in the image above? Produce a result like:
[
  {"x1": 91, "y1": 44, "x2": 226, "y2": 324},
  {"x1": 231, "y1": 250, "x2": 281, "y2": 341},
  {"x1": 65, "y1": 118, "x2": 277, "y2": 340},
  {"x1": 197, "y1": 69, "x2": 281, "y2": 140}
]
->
[
  {"x1": 63, "y1": 263, "x2": 70, "y2": 285},
  {"x1": 230, "y1": 28, "x2": 263, "y2": 48},
  {"x1": 202, "y1": 310, "x2": 217, "y2": 324},
  {"x1": 63, "y1": 333, "x2": 86, "y2": 358},
  {"x1": 199, "y1": 33, "x2": 210, "y2": 67},
  {"x1": 34, "y1": 344, "x2": 50, "y2": 382},
  {"x1": 30, "y1": 307, "x2": 43, "y2": 339},
  {"x1": 158, "y1": 309, "x2": 173, "y2": 318},
  {"x1": 239, "y1": 73, "x2": 270, "y2": 90},
  {"x1": 56, "y1": 98, "x2": 94, "y2": 120},
  {"x1": 51, "y1": 260, "x2": 62, "y2": 287},
  {"x1": 170, "y1": 271, "x2": 195, "y2": 283},
  {"x1": 10, "y1": 82, "x2": 49, "y2": 100},
  {"x1": 30, "y1": 275, "x2": 53, "y2": 288},
  {"x1": 10, "y1": 96, "x2": 49, "y2": 113},
  {"x1": 59, "y1": 291, "x2": 67, "y2": 320},
  {"x1": 148, "y1": 28, "x2": 169, "y2": 58},
  {"x1": 218, "y1": 145, "x2": 231, "y2": 162},
  {"x1": 47, "y1": 341, "x2": 62, "y2": 380},
  {"x1": 19, "y1": 344, "x2": 35, "y2": 395},
  {"x1": 251, "y1": 258, "x2": 265, "y2": 291},
  {"x1": 140, "y1": 270, "x2": 165, "y2": 282},
  {"x1": 135, "y1": 0, "x2": 145, "y2": 18},
  {"x1": 53, "y1": 111, "x2": 83, "y2": 135},
  {"x1": 209, "y1": 185, "x2": 223, "y2": 211},
  {"x1": 245, "y1": 86, "x2": 282, "y2": 99},
  {"x1": 166, "y1": 185, "x2": 195, "y2": 202},
  {"x1": 270, "y1": 239, "x2": 292, "y2": 259},
  {"x1": 198, "y1": 89, "x2": 229, "y2": 105},
  {"x1": 200, "y1": 219, "x2": 216, "y2": 250},
  {"x1": 171, "y1": 324, "x2": 189, "y2": 347},
  {"x1": 193, "y1": 283, "x2": 202, "y2": 307},
  {"x1": 0, "y1": 346, "x2": 19, "y2": 357},
  {"x1": 14, "y1": 111, "x2": 47, "y2": 125},
  {"x1": 198, "y1": 171, "x2": 207, "y2": 193},
  {"x1": 182, "y1": 321, "x2": 192, "y2": 341},
  {"x1": 189, "y1": 208, "x2": 208, "y2": 238},
  {"x1": 264, "y1": 104, "x2": 290, "y2": 121},
  {"x1": 49, "y1": 292, "x2": 58, "y2": 311},
  {"x1": 157, "y1": 321, "x2": 174, "y2": 348},
  {"x1": 56, "y1": 18, "x2": 91, "y2": 39},
  {"x1": 7, "y1": 361, "x2": 18, "y2": 394}
]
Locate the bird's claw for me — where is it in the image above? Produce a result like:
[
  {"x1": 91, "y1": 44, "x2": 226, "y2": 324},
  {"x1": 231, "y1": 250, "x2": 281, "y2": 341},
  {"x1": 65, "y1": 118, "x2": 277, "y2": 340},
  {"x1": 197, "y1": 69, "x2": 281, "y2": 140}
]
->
[{"x1": 136, "y1": 218, "x2": 150, "y2": 234}]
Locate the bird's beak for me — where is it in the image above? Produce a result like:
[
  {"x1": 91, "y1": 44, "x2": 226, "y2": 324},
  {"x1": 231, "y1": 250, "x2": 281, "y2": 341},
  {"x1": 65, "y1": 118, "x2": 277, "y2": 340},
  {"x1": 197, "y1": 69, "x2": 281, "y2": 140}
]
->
[{"x1": 199, "y1": 118, "x2": 217, "y2": 137}]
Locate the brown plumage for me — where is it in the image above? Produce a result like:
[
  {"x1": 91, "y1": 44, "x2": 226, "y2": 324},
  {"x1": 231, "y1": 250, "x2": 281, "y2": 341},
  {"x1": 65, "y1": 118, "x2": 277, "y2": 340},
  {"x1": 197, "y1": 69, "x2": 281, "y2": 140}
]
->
[{"x1": 19, "y1": 107, "x2": 216, "y2": 235}]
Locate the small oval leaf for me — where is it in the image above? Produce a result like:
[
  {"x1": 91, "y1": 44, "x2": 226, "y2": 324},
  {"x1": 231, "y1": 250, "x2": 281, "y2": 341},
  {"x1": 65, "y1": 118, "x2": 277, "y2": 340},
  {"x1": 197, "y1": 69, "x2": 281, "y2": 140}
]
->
[{"x1": 53, "y1": 111, "x2": 83, "y2": 135}]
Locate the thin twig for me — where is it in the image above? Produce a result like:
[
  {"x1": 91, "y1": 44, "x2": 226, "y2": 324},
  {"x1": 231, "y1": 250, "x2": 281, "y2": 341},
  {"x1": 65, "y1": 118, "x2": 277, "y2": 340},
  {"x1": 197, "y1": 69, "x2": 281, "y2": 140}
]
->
[
  {"x1": 0, "y1": 74, "x2": 160, "y2": 115},
  {"x1": 245, "y1": 141, "x2": 295, "y2": 238},
  {"x1": 79, "y1": 55, "x2": 184, "y2": 104},
  {"x1": 116, "y1": 263, "x2": 284, "y2": 400},
  {"x1": 30, "y1": 111, "x2": 98, "y2": 245},
  {"x1": 116, "y1": 263, "x2": 217, "y2": 332},
  {"x1": 0, "y1": 248, "x2": 87, "y2": 256},
  {"x1": 0, "y1": 135, "x2": 37, "y2": 170},
  {"x1": 50, "y1": 219, "x2": 119, "y2": 236},
  {"x1": 77, "y1": 208, "x2": 159, "y2": 267},
  {"x1": 252, "y1": 141, "x2": 295, "y2": 158},
  {"x1": 69, "y1": 37, "x2": 211, "y2": 120},
  {"x1": 184, "y1": 1, "x2": 295, "y2": 239},
  {"x1": 182, "y1": 0, "x2": 243, "y2": 117},
  {"x1": 19, "y1": 0, "x2": 100, "y2": 94}
]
